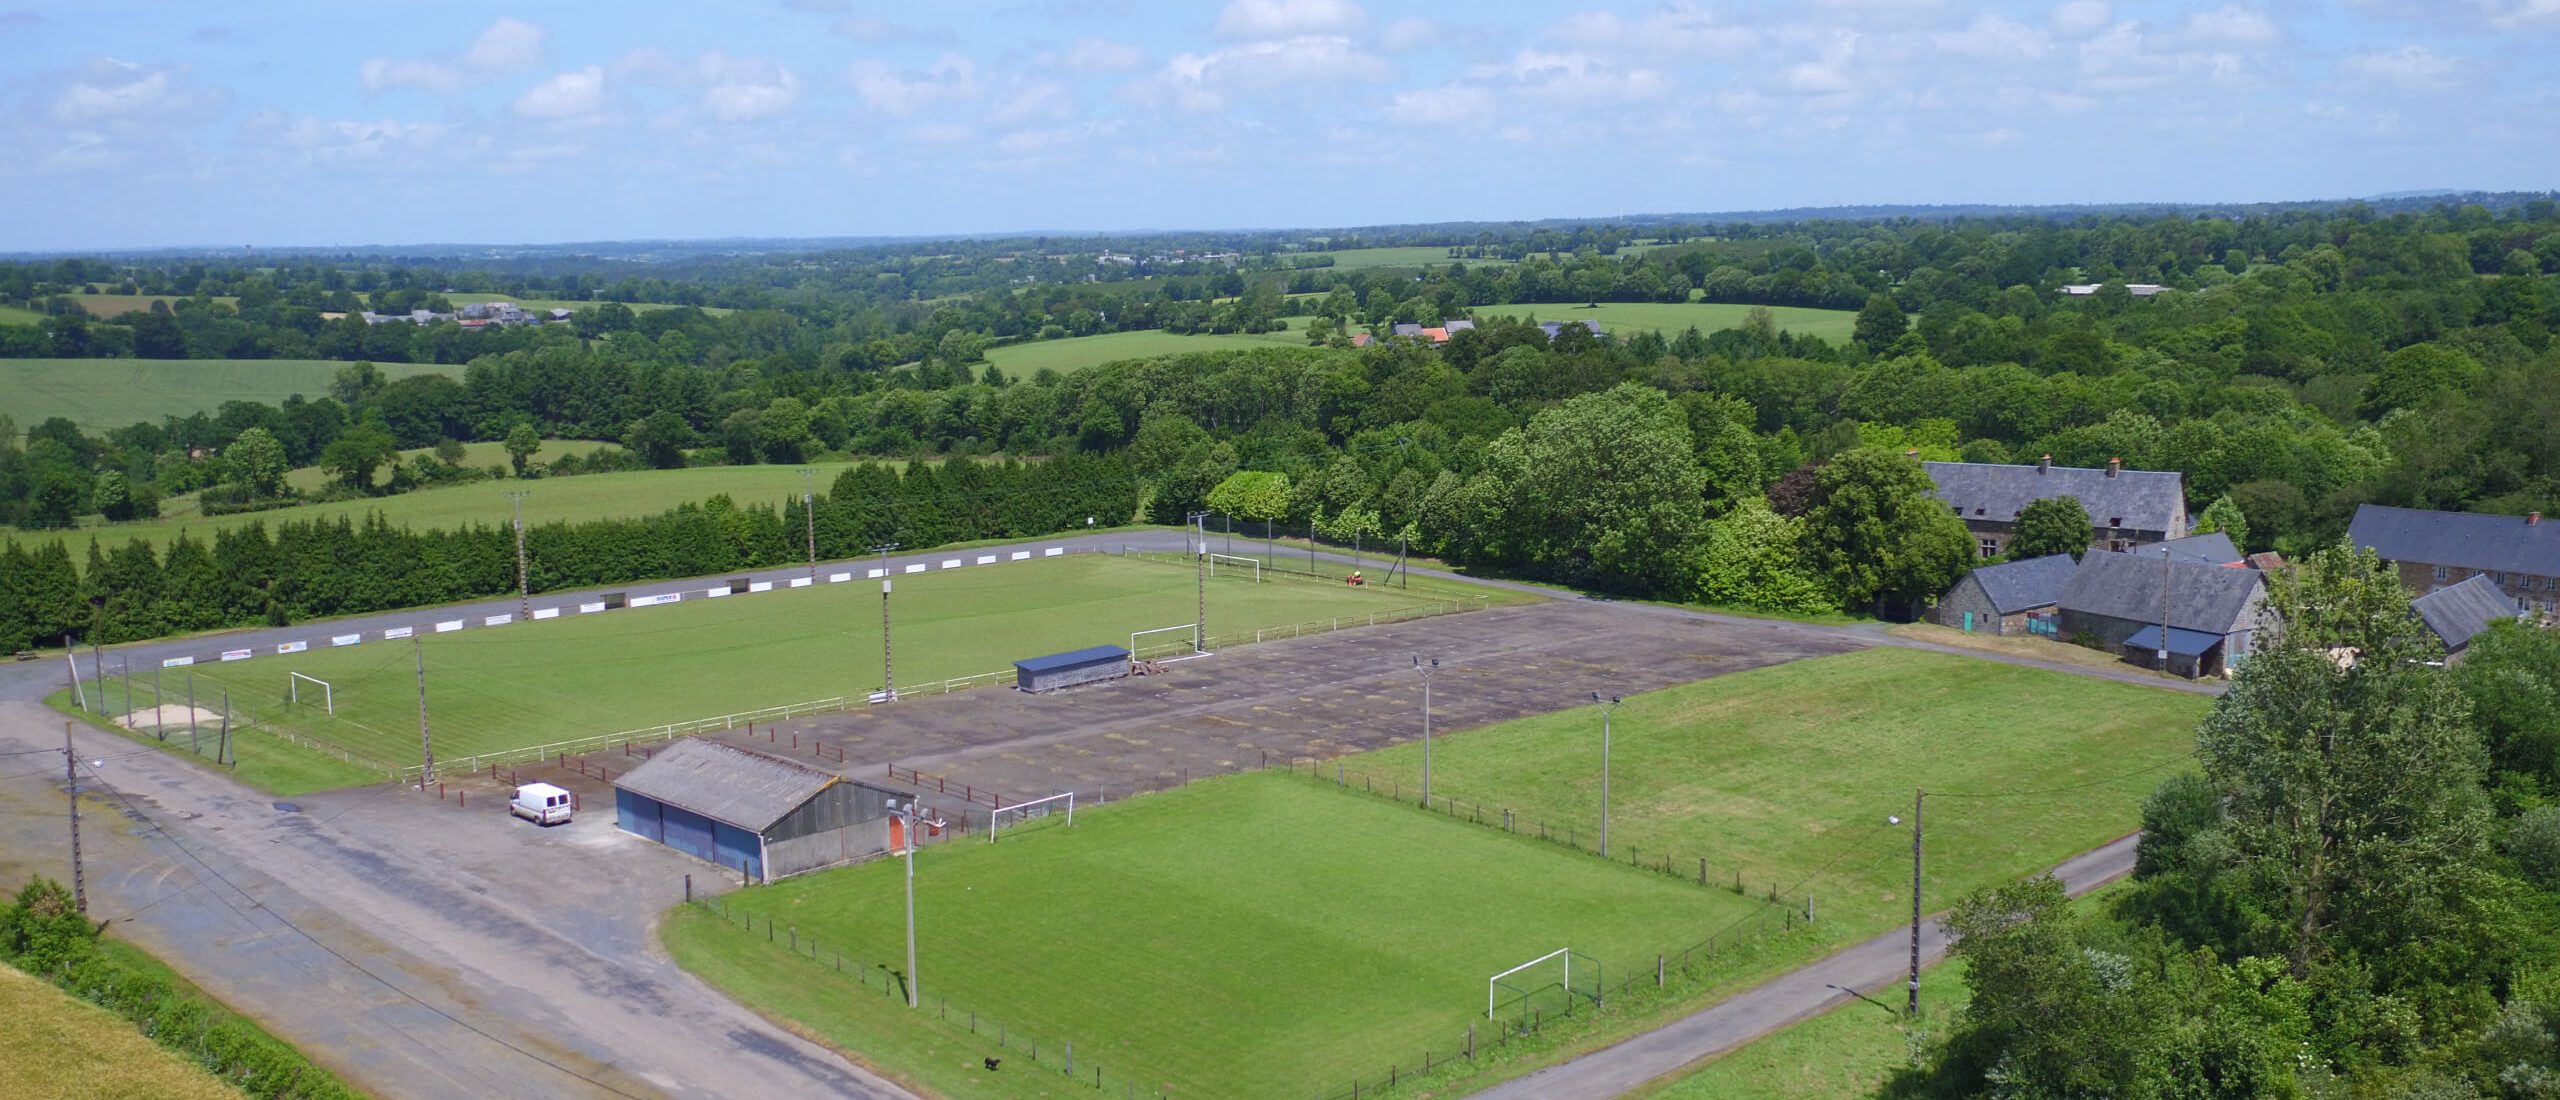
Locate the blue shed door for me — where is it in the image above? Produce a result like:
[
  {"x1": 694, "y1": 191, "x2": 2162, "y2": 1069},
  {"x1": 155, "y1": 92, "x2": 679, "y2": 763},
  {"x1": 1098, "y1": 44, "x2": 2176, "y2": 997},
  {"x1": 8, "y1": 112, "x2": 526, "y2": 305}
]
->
[
  {"x1": 662, "y1": 805, "x2": 718, "y2": 866},
  {"x1": 616, "y1": 789, "x2": 663, "y2": 841}
]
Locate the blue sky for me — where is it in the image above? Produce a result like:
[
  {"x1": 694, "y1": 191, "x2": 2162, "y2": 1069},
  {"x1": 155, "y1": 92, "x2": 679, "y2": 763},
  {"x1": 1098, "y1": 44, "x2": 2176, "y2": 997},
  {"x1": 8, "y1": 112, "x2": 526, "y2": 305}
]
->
[{"x1": 2, "y1": 1, "x2": 2555, "y2": 250}]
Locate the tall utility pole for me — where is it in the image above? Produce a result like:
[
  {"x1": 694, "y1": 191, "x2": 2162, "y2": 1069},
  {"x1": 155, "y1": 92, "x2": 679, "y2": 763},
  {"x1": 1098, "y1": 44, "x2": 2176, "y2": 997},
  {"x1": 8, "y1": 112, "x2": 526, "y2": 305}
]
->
[
  {"x1": 873, "y1": 543, "x2": 900, "y2": 698},
  {"x1": 2156, "y1": 545, "x2": 2171, "y2": 673},
  {"x1": 893, "y1": 800, "x2": 943, "y2": 1009},
  {"x1": 63, "y1": 721, "x2": 84, "y2": 916},
  {"x1": 1594, "y1": 693, "x2": 1621, "y2": 858},
  {"x1": 1188, "y1": 511, "x2": 1211, "y2": 653},
  {"x1": 800, "y1": 468, "x2": 818, "y2": 578},
  {"x1": 504, "y1": 491, "x2": 531, "y2": 621},
  {"x1": 1415, "y1": 656, "x2": 1438, "y2": 807},
  {"x1": 413, "y1": 635, "x2": 434, "y2": 787},
  {"x1": 1907, "y1": 789, "x2": 1925, "y2": 1015}
]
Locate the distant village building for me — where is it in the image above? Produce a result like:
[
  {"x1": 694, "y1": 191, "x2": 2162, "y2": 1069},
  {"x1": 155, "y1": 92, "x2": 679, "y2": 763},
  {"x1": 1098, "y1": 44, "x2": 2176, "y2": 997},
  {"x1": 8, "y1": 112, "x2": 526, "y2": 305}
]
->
[
  {"x1": 2350, "y1": 504, "x2": 2560, "y2": 617},
  {"x1": 1923, "y1": 456, "x2": 2189, "y2": 559},
  {"x1": 2059, "y1": 283, "x2": 2170, "y2": 297},
  {"x1": 1538, "y1": 320, "x2": 1605, "y2": 341}
]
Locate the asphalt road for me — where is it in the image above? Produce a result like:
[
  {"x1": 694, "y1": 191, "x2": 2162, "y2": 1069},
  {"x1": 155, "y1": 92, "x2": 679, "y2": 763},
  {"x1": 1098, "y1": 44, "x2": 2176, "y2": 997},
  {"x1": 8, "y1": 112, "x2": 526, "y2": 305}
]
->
[
  {"x1": 1, "y1": 528, "x2": 2203, "y2": 1100},
  {"x1": 1472, "y1": 834, "x2": 2142, "y2": 1100}
]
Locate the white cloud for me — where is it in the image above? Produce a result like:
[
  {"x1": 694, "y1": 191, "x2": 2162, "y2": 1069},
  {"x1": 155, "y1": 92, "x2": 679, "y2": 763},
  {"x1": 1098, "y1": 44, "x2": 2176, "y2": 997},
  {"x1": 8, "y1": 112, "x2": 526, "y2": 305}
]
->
[
  {"x1": 1934, "y1": 14, "x2": 2050, "y2": 59},
  {"x1": 513, "y1": 65, "x2": 605, "y2": 119},
  {"x1": 1386, "y1": 83, "x2": 1494, "y2": 124},
  {"x1": 242, "y1": 110, "x2": 454, "y2": 168},
  {"x1": 1550, "y1": 5, "x2": 1758, "y2": 58},
  {"x1": 1144, "y1": 36, "x2": 1384, "y2": 112},
  {"x1": 1776, "y1": 60, "x2": 1853, "y2": 96},
  {"x1": 1489, "y1": 50, "x2": 1669, "y2": 104},
  {"x1": 699, "y1": 54, "x2": 802, "y2": 121},
  {"x1": 52, "y1": 60, "x2": 204, "y2": 122},
  {"x1": 2051, "y1": 0, "x2": 2112, "y2": 37},
  {"x1": 986, "y1": 79, "x2": 1073, "y2": 125},
  {"x1": 2484, "y1": 0, "x2": 2560, "y2": 28},
  {"x1": 362, "y1": 16, "x2": 546, "y2": 93},
  {"x1": 1381, "y1": 17, "x2": 1438, "y2": 51},
  {"x1": 1212, "y1": 0, "x2": 1367, "y2": 39},
  {"x1": 850, "y1": 55, "x2": 979, "y2": 115},
  {"x1": 1063, "y1": 38, "x2": 1147, "y2": 73},
  {"x1": 2339, "y1": 45, "x2": 2460, "y2": 90},
  {"x1": 2182, "y1": 5, "x2": 2281, "y2": 47}
]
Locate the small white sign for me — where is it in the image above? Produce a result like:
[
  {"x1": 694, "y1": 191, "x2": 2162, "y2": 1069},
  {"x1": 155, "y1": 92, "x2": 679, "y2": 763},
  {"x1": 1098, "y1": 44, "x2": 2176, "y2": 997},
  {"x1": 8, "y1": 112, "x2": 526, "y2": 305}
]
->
[
  {"x1": 904, "y1": 563, "x2": 927, "y2": 574},
  {"x1": 1043, "y1": 547, "x2": 1064, "y2": 557},
  {"x1": 941, "y1": 558, "x2": 962, "y2": 569},
  {"x1": 532, "y1": 608, "x2": 560, "y2": 620},
  {"x1": 275, "y1": 641, "x2": 308, "y2": 655},
  {"x1": 829, "y1": 572, "x2": 852, "y2": 583},
  {"x1": 331, "y1": 633, "x2": 363, "y2": 647},
  {"x1": 384, "y1": 626, "x2": 414, "y2": 639},
  {"x1": 484, "y1": 614, "x2": 512, "y2": 627},
  {"x1": 161, "y1": 656, "x2": 195, "y2": 668},
  {"x1": 434, "y1": 620, "x2": 465, "y2": 633},
  {"x1": 1010, "y1": 550, "x2": 1030, "y2": 560},
  {"x1": 867, "y1": 568, "x2": 885, "y2": 579},
  {"x1": 975, "y1": 555, "x2": 996, "y2": 565},
  {"x1": 788, "y1": 577, "x2": 813, "y2": 588},
  {"x1": 705, "y1": 587, "x2": 731, "y2": 599},
  {"x1": 220, "y1": 649, "x2": 253, "y2": 662},
  {"x1": 629, "y1": 593, "x2": 680, "y2": 608},
  {"x1": 748, "y1": 581, "x2": 774, "y2": 593},
  {"x1": 579, "y1": 601, "x2": 607, "y2": 613}
]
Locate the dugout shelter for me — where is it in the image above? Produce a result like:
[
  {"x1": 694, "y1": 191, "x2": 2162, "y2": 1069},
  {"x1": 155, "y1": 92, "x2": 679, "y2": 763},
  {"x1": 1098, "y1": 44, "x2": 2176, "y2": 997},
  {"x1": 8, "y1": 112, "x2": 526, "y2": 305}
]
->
[
  {"x1": 613, "y1": 738, "x2": 900, "y2": 882},
  {"x1": 1014, "y1": 644, "x2": 1131, "y2": 692}
]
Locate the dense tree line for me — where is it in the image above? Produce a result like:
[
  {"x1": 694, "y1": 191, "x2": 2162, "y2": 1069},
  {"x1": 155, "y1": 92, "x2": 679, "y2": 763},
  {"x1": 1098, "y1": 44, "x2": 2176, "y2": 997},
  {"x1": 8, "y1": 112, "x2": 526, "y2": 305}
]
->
[
  {"x1": 1895, "y1": 547, "x2": 2560, "y2": 1098},
  {"x1": 0, "y1": 454, "x2": 1135, "y2": 650}
]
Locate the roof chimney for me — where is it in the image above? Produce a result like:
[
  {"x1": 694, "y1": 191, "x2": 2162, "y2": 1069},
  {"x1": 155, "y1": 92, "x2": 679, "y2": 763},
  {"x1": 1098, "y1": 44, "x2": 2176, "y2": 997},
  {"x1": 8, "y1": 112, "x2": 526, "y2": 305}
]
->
[
  {"x1": 2106, "y1": 457, "x2": 2122, "y2": 479},
  {"x1": 2038, "y1": 454, "x2": 2052, "y2": 473}
]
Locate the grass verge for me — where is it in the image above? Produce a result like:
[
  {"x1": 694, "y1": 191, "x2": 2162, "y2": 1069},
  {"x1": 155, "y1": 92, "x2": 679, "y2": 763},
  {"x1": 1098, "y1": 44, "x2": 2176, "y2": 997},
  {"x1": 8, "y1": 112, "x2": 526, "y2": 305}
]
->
[{"x1": 0, "y1": 961, "x2": 246, "y2": 1100}]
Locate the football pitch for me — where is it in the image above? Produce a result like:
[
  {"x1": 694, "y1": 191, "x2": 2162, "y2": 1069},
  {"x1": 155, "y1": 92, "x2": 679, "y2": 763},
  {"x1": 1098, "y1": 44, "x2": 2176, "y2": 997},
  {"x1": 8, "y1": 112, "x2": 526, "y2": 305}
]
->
[
  {"x1": 665, "y1": 771, "x2": 1776, "y2": 1100},
  {"x1": 180, "y1": 553, "x2": 1503, "y2": 771}
]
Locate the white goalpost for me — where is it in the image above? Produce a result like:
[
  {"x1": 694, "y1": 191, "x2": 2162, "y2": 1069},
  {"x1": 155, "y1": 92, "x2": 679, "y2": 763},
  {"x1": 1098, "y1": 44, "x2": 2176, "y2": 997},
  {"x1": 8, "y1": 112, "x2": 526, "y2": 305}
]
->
[
  {"x1": 1207, "y1": 553, "x2": 1263, "y2": 582},
  {"x1": 1488, "y1": 947, "x2": 1600, "y2": 1020},
  {"x1": 1130, "y1": 623, "x2": 1205, "y2": 666},
  {"x1": 288, "y1": 672, "x2": 334, "y2": 715},
  {"x1": 989, "y1": 791, "x2": 1075, "y2": 843}
]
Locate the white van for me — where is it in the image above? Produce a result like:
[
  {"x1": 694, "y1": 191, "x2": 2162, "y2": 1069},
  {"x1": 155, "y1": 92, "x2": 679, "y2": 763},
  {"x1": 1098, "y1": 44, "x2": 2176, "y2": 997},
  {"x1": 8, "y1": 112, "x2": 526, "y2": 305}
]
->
[{"x1": 510, "y1": 782, "x2": 575, "y2": 826}]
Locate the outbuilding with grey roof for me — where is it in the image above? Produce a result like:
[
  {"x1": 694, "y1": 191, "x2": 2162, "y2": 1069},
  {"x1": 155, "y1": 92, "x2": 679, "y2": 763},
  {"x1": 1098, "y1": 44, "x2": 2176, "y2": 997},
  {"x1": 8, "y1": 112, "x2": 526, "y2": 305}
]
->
[
  {"x1": 1931, "y1": 553, "x2": 2078, "y2": 635},
  {"x1": 2411, "y1": 573, "x2": 2526, "y2": 660},
  {"x1": 613, "y1": 737, "x2": 903, "y2": 883},
  {"x1": 2057, "y1": 550, "x2": 2269, "y2": 678}
]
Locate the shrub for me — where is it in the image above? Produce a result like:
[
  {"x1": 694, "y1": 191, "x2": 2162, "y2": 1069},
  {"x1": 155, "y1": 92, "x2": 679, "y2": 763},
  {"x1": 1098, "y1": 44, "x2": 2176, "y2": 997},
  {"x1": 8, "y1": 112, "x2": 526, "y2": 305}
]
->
[{"x1": 2510, "y1": 806, "x2": 2560, "y2": 886}]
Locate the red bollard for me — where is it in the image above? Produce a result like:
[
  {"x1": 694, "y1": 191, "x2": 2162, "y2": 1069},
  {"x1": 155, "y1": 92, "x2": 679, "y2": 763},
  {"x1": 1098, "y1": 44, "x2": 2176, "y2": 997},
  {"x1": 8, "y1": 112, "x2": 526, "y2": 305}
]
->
[
  {"x1": 459, "y1": 791, "x2": 466, "y2": 808},
  {"x1": 438, "y1": 781, "x2": 445, "y2": 800}
]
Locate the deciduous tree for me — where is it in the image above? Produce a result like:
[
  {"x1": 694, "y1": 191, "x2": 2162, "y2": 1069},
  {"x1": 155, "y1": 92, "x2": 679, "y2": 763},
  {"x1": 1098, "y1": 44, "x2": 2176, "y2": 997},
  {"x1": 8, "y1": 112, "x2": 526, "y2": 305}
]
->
[{"x1": 2010, "y1": 495, "x2": 2094, "y2": 560}]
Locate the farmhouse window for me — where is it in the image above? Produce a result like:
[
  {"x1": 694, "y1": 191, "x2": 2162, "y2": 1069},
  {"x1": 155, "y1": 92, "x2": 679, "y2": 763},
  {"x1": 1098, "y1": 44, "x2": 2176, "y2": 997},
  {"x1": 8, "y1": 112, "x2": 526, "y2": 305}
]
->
[
  {"x1": 1978, "y1": 538, "x2": 1998, "y2": 559},
  {"x1": 2433, "y1": 565, "x2": 2450, "y2": 581}
]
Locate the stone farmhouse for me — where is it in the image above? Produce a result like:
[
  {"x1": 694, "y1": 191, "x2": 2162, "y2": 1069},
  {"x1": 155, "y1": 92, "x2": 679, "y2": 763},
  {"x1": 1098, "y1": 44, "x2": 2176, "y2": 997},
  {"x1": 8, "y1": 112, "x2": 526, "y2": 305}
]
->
[
  {"x1": 2349, "y1": 504, "x2": 2560, "y2": 618},
  {"x1": 1923, "y1": 456, "x2": 2189, "y2": 560}
]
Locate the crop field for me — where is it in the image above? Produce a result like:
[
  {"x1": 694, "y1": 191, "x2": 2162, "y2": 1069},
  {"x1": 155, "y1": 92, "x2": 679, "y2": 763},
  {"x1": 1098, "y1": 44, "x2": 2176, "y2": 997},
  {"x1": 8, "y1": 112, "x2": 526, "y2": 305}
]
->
[
  {"x1": 983, "y1": 321, "x2": 1313, "y2": 378},
  {"x1": 0, "y1": 357, "x2": 460, "y2": 431},
  {"x1": 0, "y1": 962, "x2": 243, "y2": 1100},
  {"x1": 182, "y1": 553, "x2": 1498, "y2": 769},
  {"x1": 1345, "y1": 648, "x2": 2209, "y2": 940},
  {"x1": 667, "y1": 771, "x2": 1768, "y2": 1100},
  {"x1": 10, "y1": 459, "x2": 861, "y2": 553},
  {"x1": 1472, "y1": 300, "x2": 1863, "y2": 345}
]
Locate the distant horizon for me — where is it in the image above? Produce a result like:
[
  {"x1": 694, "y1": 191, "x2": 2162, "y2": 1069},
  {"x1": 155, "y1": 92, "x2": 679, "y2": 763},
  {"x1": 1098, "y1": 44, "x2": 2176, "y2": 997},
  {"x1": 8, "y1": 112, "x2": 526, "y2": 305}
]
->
[
  {"x1": 7, "y1": 189, "x2": 2546, "y2": 259},
  {"x1": 4, "y1": 0, "x2": 2555, "y2": 252}
]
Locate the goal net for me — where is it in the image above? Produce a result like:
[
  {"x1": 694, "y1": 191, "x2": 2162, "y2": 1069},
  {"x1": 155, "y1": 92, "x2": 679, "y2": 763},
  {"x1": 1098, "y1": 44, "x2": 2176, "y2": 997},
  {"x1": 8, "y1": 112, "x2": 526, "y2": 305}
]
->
[
  {"x1": 989, "y1": 791, "x2": 1075, "y2": 843},
  {"x1": 1488, "y1": 948, "x2": 1601, "y2": 1026},
  {"x1": 1130, "y1": 623, "x2": 1205, "y2": 665},
  {"x1": 288, "y1": 672, "x2": 335, "y2": 715},
  {"x1": 1207, "y1": 553, "x2": 1263, "y2": 582}
]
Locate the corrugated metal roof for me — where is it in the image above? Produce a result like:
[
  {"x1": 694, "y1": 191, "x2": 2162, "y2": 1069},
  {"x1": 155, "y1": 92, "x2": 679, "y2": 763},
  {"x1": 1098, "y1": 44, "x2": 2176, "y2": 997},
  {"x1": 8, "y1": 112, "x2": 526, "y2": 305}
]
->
[
  {"x1": 1964, "y1": 553, "x2": 2078, "y2": 614},
  {"x1": 612, "y1": 738, "x2": 837, "y2": 833},
  {"x1": 1924, "y1": 460, "x2": 2183, "y2": 532},
  {"x1": 2123, "y1": 624, "x2": 2224, "y2": 656},
  {"x1": 2411, "y1": 574, "x2": 2522, "y2": 653},
  {"x1": 2350, "y1": 504, "x2": 2560, "y2": 577},
  {"x1": 2060, "y1": 550, "x2": 2264, "y2": 634},
  {"x1": 1015, "y1": 645, "x2": 1130, "y2": 674}
]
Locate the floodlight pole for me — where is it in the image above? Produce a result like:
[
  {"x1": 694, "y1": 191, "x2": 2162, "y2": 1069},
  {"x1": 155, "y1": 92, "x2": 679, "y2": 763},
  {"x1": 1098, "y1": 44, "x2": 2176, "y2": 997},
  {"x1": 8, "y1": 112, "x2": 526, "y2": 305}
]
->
[
  {"x1": 873, "y1": 543, "x2": 900, "y2": 698},
  {"x1": 414, "y1": 634, "x2": 434, "y2": 788},
  {"x1": 1187, "y1": 511, "x2": 1212, "y2": 654},
  {"x1": 1415, "y1": 656, "x2": 1438, "y2": 807},
  {"x1": 504, "y1": 490, "x2": 531, "y2": 621},
  {"x1": 800, "y1": 468, "x2": 817, "y2": 579},
  {"x1": 64, "y1": 721, "x2": 84, "y2": 916},
  {"x1": 1594, "y1": 693, "x2": 1620, "y2": 858},
  {"x1": 2157, "y1": 544, "x2": 2171, "y2": 673},
  {"x1": 893, "y1": 800, "x2": 943, "y2": 1010},
  {"x1": 1908, "y1": 789, "x2": 1924, "y2": 1015}
]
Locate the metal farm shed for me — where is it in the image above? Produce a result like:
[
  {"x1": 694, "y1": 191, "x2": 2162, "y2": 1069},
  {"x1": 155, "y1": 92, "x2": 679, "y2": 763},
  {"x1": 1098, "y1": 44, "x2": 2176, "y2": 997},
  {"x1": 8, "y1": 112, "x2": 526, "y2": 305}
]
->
[
  {"x1": 613, "y1": 738, "x2": 898, "y2": 883},
  {"x1": 1015, "y1": 644, "x2": 1131, "y2": 692}
]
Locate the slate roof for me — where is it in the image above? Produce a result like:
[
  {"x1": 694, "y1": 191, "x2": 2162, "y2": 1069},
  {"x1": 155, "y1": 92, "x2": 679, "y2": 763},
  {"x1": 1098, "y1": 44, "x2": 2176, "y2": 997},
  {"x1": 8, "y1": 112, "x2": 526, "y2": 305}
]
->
[
  {"x1": 1391, "y1": 322, "x2": 1424, "y2": 337},
  {"x1": 613, "y1": 737, "x2": 839, "y2": 833},
  {"x1": 2123, "y1": 532, "x2": 2242, "y2": 565},
  {"x1": 2123, "y1": 624, "x2": 2224, "y2": 656},
  {"x1": 1015, "y1": 645, "x2": 1130, "y2": 674},
  {"x1": 2060, "y1": 550, "x2": 2265, "y2": 634},
  {"x1": 1538, "y1": 320, "x2": 1607, "y2": 339},
  {"x1": 1923, "y1": 460, "x2": 2184, "y2": 533},
  {"x1": 2349, "y1": 504, "x2": 2560, "y2": 577},
  {"x1": 1962, "y1": 553, "x2": 2079, "y2": 614},
  {"x1": 2411, "y1": 574, "x2": 2522, "y2": 653}
]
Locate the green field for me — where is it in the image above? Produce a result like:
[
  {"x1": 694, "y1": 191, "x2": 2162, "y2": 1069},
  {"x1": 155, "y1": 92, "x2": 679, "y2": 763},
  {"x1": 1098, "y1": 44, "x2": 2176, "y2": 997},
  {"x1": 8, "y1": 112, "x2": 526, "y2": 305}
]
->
[
  {"x1": 11, "y1": 460, "x2": 859, "y2": 553},
  {"x1": 1644, "y1": 960, "x2": 1966, "y2": 1100},
  {"x1": 0, "y1": 962, "x2": 245, "y2": 1100},
  {"x1": 1473, "y1": 300, "x2": 1862, "y2": 345},
  {"x1": 277, "y1": 438, "x2": 619, "y2": 492},
  {"x1": 668, "y1": 771, "x2": 1766, "y2": 1100},
  {"x1": 1347, "y1": 648, "x2": 2207, "y2": 940},
  {"x1": 1307, "y1": 245, "x2": 1509, "y2": 268},
  {"x1": 983, "y1": 322, "x2": 1313, "y2": 378},
  {"x1": 71, "y1": 293, "x2": 241, "y2": 317},
  {"x1": 180, "y1": 553, "x2": 1506, "y2": 770},
  {"x1": 0, "y1": 357, "x2": 460, "y2": 431},
  {"x1": 0, "y1": 303, "x2": 42, "y2": 325}
]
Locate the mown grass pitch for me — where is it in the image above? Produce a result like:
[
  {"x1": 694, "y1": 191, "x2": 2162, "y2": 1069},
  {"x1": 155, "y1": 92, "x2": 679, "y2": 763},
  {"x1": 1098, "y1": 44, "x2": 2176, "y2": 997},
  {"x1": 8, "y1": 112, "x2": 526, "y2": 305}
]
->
[
  {"x1": 1346, "y1": 647, "x2": 2210, "y2": 939},
  {"x1": 187, "y1": 553, "x2": 1507, "y2": 769},
  {"x1": 983, "y1": 322, "x2": 1312, "y2": 378},
  {"x1": 1470, "y1": 300, "x2": 1863, "y2": 345},
  {"x1": 666, "y1": 770, "x2": 1771, "y2": 1100},
  {"x1": 0, "y1": 357, "x2": 458, "y2": 432}
]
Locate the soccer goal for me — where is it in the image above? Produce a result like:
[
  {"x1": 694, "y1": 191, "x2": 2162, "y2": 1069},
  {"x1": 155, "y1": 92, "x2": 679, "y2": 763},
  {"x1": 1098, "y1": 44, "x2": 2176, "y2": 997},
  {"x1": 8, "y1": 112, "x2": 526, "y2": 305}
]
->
[
  {"x1": 1488, "y1": 948, "x2": 1601, "y2": 1023},
  {"x1": 288, "y1": 672, "x2": 335, "y2": 715},
  {"x1": 1207, "y1": 553, "x2": 1263, "y2": 582},
  {"x1": 1130, "y1": 623, "x2": 1205, "y2": 665},
  {"x1": 989, "y1": 791, "x2": 1075, "y2": 843}
]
